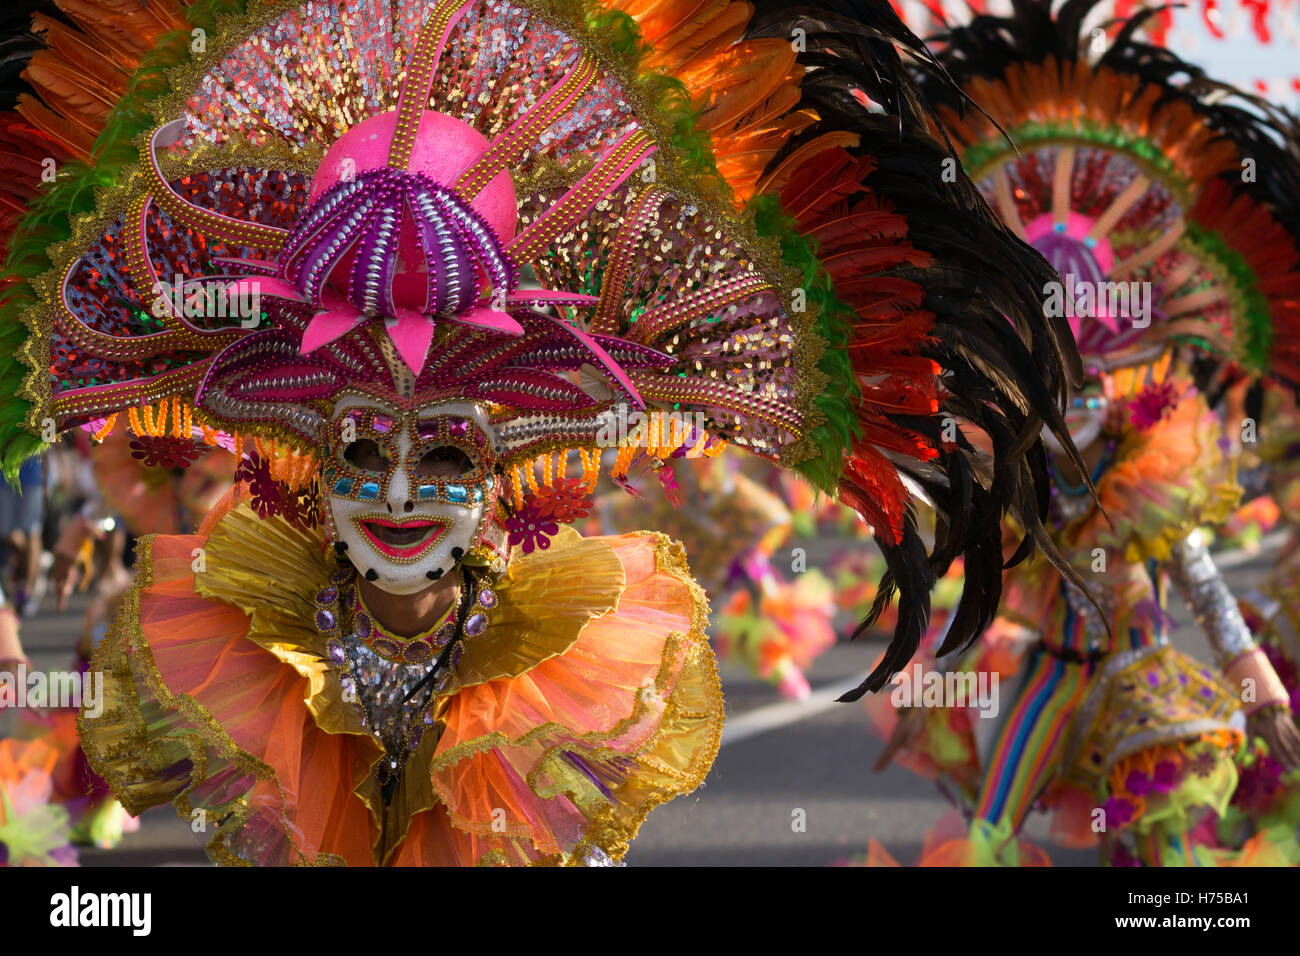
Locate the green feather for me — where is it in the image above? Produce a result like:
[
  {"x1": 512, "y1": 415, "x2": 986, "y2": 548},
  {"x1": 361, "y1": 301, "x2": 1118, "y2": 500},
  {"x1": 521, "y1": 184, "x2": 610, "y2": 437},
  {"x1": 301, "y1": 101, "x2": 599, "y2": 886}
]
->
[
  {"x1": 1182, "y1": 221, "x2": 1273, "y2": 373},
  {"x1": 750, "y1": 194, "x2": 861, "y2": 493},
  {"x1": 576, "y1": 1, "x2": 730, "y2": 204}
]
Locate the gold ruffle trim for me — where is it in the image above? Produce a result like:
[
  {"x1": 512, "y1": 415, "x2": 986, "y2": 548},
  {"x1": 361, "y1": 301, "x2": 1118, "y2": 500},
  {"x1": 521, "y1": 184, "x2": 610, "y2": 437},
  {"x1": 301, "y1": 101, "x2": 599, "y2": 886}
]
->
[{"x1": 79, "y1": 503, "x2": 723, "y2": 865}]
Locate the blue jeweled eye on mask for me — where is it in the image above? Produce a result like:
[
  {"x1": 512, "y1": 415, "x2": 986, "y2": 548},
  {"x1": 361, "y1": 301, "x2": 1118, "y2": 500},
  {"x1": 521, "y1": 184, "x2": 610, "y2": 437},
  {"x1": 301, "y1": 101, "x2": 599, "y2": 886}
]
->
[{"x1": 323, "y1": 407, "x2": 401, "y2": 501}]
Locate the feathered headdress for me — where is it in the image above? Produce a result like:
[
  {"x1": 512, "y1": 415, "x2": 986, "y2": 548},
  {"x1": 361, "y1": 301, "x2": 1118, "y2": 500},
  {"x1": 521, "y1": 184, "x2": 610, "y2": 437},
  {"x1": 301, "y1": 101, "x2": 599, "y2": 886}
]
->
[
  {"x1": 906, "y1": 0, "x2": 1300, "y2": 387},
  {"x1": 0, "y1": 0, "x2": 1086, "y2": 697}
]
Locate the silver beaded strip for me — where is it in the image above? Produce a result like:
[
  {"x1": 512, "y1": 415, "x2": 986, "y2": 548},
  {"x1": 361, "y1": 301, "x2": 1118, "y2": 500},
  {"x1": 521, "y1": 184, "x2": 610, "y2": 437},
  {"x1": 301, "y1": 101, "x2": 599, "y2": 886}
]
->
[
  {"x1": 1166, "y1": 533, "x2": 1255, "y2": 668},
  {"x1": 338, "y1": 630, "x2": 443, "y2": 775}
]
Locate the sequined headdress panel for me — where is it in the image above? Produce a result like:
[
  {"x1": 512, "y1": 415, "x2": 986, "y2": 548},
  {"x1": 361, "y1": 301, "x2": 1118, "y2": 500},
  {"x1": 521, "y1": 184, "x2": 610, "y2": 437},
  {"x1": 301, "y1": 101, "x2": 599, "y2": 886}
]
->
[{"x1": 29, "y1": 0, "x2": 812, "y2": 472}]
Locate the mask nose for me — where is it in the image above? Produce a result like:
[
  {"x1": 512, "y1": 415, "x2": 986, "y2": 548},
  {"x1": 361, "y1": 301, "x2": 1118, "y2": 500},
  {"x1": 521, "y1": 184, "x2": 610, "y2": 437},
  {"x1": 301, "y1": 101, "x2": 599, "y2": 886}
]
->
[
  {"x1": 385, "y1": 420, "x2": 416, "y2": 513},
  {"x1": 386, "y1": 451, "x2": 409, "y2": 513}
]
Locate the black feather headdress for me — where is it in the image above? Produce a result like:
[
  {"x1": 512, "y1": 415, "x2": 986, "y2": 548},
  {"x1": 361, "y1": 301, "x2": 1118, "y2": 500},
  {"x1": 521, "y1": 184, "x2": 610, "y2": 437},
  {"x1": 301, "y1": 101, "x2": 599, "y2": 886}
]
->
[{"x1": 746, "y1": 0, "x2": 1094, "y2": 697}]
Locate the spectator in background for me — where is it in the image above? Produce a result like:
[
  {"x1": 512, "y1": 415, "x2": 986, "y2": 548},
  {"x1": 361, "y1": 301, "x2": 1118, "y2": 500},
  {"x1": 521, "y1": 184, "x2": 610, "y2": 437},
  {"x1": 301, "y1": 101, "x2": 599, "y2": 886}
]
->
[{"x1": 0, "y1": 457, "x2": 45, "y2": 616}]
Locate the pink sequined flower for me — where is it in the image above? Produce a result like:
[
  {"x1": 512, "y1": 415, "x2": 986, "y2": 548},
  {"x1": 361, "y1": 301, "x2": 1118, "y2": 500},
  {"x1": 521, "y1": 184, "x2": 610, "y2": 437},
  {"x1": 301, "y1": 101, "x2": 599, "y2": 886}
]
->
[
  {"x1": 505, "y1": 497, "x2": 560, "y2": 554},
  {"x1": 129, "y1": 435, "x2": 206, "y2": 469},
  {"x1": 1103, "y1": 795, "x2": 1137, "y2": 829},
  {"x1": 1191, "y1": 750, "x2": 1219, "y2": 778},
  {"x1": 1151, "y1": 760, "x2": 1182, "y2": 794},
  {"x1": 1128, "y1": 380, "x2": 1181, "y2": 431},
  {"x1": 1122, "y1": 769, "x2": 1153, "y2": 797},
  {"x1": 281, "y1": 480, "x2": 324, "y2": 532},
  {"x1": 235, "y1": 453, "x2": 284, "y2": 520},
  {"x1": 1231, "y1": 751, "x2": 1283, "y2": 814}
]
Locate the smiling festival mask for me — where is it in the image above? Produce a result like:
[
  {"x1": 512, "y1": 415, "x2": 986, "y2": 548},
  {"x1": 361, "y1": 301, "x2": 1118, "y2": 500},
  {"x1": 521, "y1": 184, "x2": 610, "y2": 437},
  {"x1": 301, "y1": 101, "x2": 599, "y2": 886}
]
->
[{"x1": 322, "y1": 395, "x2": 500, "y2": 594}]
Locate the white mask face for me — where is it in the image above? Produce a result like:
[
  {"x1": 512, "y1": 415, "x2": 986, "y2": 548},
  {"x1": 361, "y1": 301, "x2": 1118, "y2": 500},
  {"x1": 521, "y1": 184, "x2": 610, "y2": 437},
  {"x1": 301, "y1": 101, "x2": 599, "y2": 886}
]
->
[
  {"x1": 1044, "y1": 386, "x2": 1108, "y2": 457},
  {"x1": 322, "y1": 395, "x2": 499, "y2": 594}
]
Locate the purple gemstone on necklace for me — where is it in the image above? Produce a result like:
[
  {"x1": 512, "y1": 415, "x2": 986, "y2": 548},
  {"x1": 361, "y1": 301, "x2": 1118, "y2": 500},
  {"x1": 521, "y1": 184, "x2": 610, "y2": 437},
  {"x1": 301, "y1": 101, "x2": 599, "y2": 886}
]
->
[
  {"x1": 331, "y1": 568, "x2": 353, "y2": 584},
  {"x1": 477, "y1": 589, "x2": 497, "y2": 609},
  {"x1": 315, "y1": 608, "x2": 337, "y2": 631},
  {"x1": 433, "y1": 622, "x2": 454, "y2": 647},
  {"x1": 423, "y1": 711, "x2": 435, "y2": 726},
  {"x1": 465, "y1": 612, "x2": 487, "y2": 636},
  {"x1": 404, "y1": 641, "x2": 432, "y2": 663},
  {"x1": 449, "y1": 643, "x2": 464, "y2": 667},
  {"x1": 316, "y1": 586, "x2": 338, "y2": 605},
  {"x1": 373, "y1": 638, "x2": 401, "y2": 658},
  {"x1": 328, "y1": 641, "x2": 345, "y2": 665},
  {"x1": 355, "y1": 613, "x2": 372, "y2": 639}
]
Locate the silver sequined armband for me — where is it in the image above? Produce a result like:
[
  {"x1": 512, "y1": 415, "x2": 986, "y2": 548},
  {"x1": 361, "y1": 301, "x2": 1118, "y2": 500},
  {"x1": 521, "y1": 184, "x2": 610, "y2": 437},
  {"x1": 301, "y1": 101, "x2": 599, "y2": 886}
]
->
[{"x1": 1165, "y1": 533, "x2": 1255, "y2": 668}]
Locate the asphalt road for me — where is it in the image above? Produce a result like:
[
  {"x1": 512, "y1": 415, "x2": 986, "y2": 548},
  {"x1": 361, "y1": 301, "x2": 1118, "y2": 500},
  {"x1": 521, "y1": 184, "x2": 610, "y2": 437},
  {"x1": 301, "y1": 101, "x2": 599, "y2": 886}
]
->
[{"x1": 6, "y1": 532, "x2": 1282, "y2": 867}]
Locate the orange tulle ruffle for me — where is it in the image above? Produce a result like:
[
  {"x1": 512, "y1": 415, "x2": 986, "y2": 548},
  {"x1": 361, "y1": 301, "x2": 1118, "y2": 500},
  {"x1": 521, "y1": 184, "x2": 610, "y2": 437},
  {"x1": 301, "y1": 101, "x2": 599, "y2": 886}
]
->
[{"x1": 80, "y1": 507, "x2": 722, "y2": 866}]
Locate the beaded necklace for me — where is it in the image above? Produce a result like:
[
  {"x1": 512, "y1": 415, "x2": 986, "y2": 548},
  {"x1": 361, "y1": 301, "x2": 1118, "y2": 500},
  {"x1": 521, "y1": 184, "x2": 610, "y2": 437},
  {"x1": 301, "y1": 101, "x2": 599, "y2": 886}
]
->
[
  {"x1": 353, "y1": 587, "x2": 458, "y2": 665},
  {"x1": 309, "y1": 563, "x2": 501, "y2": 802}
]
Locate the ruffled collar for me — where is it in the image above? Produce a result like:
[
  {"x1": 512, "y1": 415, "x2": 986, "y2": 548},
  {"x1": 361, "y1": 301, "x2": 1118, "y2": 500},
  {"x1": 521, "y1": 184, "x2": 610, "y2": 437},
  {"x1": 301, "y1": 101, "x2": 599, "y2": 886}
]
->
[{"x1": 192, "y1": 504, "x2": 626, "y2": 861}]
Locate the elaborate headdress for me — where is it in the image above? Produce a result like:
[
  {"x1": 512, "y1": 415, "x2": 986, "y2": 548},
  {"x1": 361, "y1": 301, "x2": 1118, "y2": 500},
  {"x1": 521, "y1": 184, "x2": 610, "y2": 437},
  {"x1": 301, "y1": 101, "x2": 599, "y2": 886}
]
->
[
  {"x1": 0, "y1": 0, "x2": 1087, "y2": 696},
  {"x1": 907, "y1": 0, "x2": 1300, "y2": 388}
]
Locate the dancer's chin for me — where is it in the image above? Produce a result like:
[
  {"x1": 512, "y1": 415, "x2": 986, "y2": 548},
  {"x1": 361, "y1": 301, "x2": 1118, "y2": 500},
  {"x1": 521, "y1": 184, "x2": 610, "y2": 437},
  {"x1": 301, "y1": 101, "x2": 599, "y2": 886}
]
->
[{"x1": 356, "y1": 564, "x2": 453, "y2": 597}]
